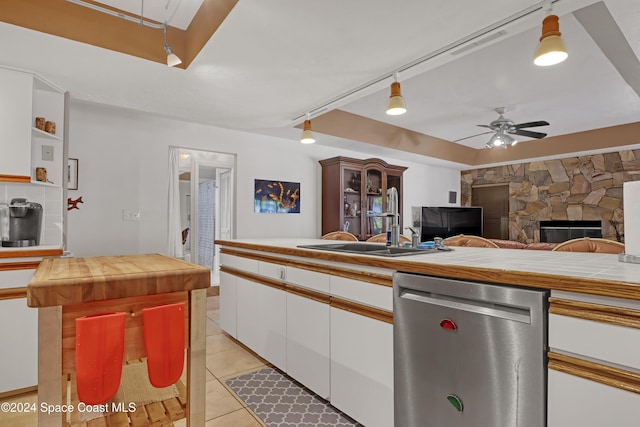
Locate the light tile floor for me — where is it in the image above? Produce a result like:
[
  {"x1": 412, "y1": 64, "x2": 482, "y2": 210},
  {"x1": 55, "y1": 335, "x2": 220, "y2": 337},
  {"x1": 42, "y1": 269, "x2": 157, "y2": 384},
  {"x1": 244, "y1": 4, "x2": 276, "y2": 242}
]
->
[{"x1": 1, "y1": 296, "x2": 268, "y2": 427}]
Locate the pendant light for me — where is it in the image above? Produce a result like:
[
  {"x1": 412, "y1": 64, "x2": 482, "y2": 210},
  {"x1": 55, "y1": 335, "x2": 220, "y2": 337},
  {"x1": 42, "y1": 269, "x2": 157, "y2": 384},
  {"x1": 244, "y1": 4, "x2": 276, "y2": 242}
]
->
[
  {"x1": 534, "y1": 9, "x2": 568, "y2": 66},
  {"x1": 386, "y1": 73, "x2": 407, "y2": 115},
  {"x1": 164, "y1": 22, "x2": 182, "y2": 67},
  {"x1": 300, "y1": 114, "x2": 316, "y2": 144}
]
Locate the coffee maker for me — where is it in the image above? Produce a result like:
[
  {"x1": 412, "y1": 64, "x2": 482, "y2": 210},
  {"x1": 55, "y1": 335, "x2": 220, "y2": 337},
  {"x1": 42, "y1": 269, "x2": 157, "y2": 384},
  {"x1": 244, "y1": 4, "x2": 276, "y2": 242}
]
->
[{"x1": 0, "y1": 198, "x2": 43, "y2": 247}]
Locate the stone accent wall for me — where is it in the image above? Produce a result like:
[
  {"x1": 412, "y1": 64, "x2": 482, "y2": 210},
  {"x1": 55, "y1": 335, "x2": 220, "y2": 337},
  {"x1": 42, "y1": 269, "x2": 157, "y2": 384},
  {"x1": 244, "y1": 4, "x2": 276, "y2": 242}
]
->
[{"x1": 461, "y1": 150, "x2": 640, "y2": 243}]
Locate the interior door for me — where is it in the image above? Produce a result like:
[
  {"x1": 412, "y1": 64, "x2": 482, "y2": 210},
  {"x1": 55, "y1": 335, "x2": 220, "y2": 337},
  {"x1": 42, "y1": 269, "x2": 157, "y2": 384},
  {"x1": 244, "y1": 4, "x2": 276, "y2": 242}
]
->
[
  {"x1": 472, "y1": 184, "x2": 509, "y2": 239},
  {"x1": 214, "y1": 168, "x2": 232, "y2": 285}
]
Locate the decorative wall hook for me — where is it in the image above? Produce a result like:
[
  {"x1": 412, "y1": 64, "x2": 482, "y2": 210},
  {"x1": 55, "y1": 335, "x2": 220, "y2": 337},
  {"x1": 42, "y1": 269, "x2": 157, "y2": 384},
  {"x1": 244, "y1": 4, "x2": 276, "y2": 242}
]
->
[{"x1": 68, "y1": 196, "x2": 84, "y2": 211}]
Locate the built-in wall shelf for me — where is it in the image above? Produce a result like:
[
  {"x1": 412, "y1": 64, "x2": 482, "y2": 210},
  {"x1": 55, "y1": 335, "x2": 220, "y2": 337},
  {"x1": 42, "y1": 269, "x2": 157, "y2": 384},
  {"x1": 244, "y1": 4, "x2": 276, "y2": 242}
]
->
[
  {"x1": 29, "y1": 180, "x2": 60, "y2": 188},
  {"x1": 31, "y1": 127, "x2": 62, "y2": 141}
]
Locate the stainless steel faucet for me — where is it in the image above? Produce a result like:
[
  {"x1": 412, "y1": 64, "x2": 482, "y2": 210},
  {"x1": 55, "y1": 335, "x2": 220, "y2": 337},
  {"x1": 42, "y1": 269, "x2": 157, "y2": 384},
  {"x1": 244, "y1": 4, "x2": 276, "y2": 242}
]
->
[{"x1": 372, "y1": 187, "x2": 400, "y2": 246}]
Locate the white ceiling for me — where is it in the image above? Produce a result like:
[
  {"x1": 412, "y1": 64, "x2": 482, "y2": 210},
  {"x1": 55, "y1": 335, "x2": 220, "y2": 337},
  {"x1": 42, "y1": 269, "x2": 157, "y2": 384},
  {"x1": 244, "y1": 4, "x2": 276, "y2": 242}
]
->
[{"x1": 1, "y1": 0, "x2": 639, "y2": 167}]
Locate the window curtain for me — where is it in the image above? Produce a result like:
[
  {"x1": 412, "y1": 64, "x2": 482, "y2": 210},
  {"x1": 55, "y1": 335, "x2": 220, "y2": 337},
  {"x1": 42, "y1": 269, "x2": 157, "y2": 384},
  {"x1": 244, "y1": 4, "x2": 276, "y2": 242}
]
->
[
  {"x1": 198, "y1": 180, "x2": 215, "y2": 269},
  {"x1": 167, "y1": 147, "x2": 183, "y2": 258}
]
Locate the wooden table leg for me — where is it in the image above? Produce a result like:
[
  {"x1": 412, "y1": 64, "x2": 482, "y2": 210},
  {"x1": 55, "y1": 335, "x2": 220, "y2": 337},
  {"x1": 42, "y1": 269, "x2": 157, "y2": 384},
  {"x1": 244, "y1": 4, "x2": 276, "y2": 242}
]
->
[
  {"x1": 187, "y1": 288, "x2": 206, "y2": 426},
  {"x1": 38, "y1": 306, "x2": 63, "y2": 427}
]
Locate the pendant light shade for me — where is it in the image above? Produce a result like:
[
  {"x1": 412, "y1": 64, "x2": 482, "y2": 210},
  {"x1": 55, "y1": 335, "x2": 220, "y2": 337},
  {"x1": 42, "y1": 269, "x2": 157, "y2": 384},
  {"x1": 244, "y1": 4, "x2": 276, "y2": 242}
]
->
[
  {"x1": 534, "y1": 15, "x2": 568, "y2": 66},
  {"x1": 165, "y1": 44, "x2": 182, "y2": 67},
  {"x1": 164, "y1": 23, "x2": 182, "y2": 67},
  {"x1": 386, "y1": 82, "x2": 407, "y2": 115},
  {"x1": 300, "y1": 119, "x2": 316, "y2": 144}
]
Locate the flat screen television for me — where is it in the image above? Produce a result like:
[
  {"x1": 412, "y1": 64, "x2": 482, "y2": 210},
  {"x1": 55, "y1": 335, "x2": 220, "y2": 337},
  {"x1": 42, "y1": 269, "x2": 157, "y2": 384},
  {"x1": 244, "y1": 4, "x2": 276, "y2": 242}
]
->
[{"x1": 412, "y1": 206, "x2": 483, "y2": 241}]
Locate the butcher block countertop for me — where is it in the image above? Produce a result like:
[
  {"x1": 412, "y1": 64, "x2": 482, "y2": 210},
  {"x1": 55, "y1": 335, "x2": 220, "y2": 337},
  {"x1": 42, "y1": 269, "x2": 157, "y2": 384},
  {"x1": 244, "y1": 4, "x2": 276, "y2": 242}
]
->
[
  {"x1": 27, "y1": 253, "x2": 210, "y2": 307},
  {"x1": 216, "y1": 238, "x2": 640, "y2": 302}
]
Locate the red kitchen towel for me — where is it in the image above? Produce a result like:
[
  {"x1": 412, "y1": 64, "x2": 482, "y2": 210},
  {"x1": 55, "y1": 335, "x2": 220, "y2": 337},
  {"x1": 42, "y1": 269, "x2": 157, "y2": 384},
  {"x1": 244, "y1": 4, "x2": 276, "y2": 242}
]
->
[
  {"x1": 75, "y1": 312, "x2": 126, "y2": 405},
  {"x1": 142, "y1": 302, "x2": 186, "y2": 388}
]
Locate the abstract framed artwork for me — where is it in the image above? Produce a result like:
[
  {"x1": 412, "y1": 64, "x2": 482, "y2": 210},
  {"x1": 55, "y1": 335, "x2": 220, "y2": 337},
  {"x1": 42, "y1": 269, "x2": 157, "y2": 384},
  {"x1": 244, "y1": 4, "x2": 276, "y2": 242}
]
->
[{"x1": 254, "y1": 179, "x2": 300, "y2": 213}]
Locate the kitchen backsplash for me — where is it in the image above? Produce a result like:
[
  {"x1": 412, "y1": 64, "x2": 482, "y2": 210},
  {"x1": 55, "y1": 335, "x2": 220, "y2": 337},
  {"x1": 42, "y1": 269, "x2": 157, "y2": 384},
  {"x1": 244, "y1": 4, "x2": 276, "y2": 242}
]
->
[{"x1": 0, "y1": 182, "x2": 63, "y2": 246}]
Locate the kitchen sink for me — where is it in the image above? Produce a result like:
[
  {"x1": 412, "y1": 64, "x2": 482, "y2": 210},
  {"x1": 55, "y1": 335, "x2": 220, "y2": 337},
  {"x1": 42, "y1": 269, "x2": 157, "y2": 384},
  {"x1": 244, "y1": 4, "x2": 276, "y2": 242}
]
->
[{"x1": 297, "y1": 243, "x2": 439, "y2": 257}]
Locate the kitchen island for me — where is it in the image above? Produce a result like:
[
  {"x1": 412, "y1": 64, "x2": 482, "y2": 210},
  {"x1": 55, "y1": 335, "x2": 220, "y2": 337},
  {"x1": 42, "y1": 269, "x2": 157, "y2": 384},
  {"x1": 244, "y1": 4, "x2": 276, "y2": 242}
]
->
[
  {"x1": 217, "y1": 238, "x2": 640, "y2": 427},
  {"x1": 27, "y1": 253, "x2": 210, "y2": 427}
]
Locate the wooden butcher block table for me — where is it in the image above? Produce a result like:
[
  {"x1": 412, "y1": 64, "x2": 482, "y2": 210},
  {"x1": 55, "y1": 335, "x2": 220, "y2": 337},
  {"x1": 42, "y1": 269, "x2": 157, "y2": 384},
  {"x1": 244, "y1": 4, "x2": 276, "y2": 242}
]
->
[{"x1": 27, "y1": 254, "x2": 210, "y2": 427}]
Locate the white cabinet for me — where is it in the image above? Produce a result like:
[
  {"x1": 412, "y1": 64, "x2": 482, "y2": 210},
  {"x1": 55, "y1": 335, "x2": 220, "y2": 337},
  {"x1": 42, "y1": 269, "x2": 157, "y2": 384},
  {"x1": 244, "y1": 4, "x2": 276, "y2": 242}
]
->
[
  {"x1": 236, "y1": 277, "x2": 287, "y2": 370},
  {"x1": 0, "y1": 66, "x2": 66, "y2": 185},
  {"x1": 220, "y1": 251, "x2": 395, "y2": 425},
  {"x1": 548, "y1": 369, "x2": 640, "y2": 427},
  {"x1": 219, "y1": 271, "x2": 237, "y2": 338},
  {"x1": 0, "y1": 268, "x2": 37, "y2": 393},
  {"x1": 0, "y1": 67, "x2": 32, "y2": 178},
  {"x1": 285, "y1": 267, "x2": 331, "y2": 399},
  {"x1": 330, "y1": 306, "x2": 394, "y2": 427},
  {"x1": 550, "y1": 313, "x2": 640, "y2": 370},
  {"x1": 286, "y1": 292, "x2": 330, "y2": 399},
  {"x1": 548, "y1": 291, "x2": 640, "y2": 426}
]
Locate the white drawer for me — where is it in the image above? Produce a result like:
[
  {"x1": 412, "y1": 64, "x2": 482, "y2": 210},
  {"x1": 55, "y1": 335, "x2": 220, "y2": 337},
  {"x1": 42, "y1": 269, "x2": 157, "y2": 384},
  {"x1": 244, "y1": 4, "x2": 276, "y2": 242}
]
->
[
  {"x1": 330, "y1": 276, "x2": 392, "y2": 311},
  {"x1": 220, "y1": 253, "x2": 259, "y2": 274},
  {"x1": 0, "y1": 269, "x2": 36, "y2": 289},
  {"x1": 548, "y1": 369, "x2": 640, "y2": 427},
  {"x1": 286, "y1": 267, "x2": 330, "y2": 294},
  {"x1": 549, "y1": 313, "x2": 640, "y2": 370},
  {"x1": 258, "y1": 261, "x2": 285, "y2": 281}
]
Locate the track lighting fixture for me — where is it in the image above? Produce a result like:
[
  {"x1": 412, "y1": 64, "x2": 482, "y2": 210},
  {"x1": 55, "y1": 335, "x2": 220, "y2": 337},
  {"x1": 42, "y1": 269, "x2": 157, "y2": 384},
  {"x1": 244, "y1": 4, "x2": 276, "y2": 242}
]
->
[
  {"x1": 534, "y1": 6, "x2": 568, "y2": 66},
  {"x1": 386, "y1": 74, "x2": 407, "y2": 116},
  {"x1": 164, "y1": 22, "x2": 182, "y2": 67},
  {"x1": 300, "y1": 115, "x2": 316, "y2": 144}
]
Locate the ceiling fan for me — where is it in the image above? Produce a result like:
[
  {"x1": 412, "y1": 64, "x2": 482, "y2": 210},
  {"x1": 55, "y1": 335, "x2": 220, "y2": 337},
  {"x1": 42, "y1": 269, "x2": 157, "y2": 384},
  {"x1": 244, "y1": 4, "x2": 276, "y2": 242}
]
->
[{"x1": 456, "y1": 107, "x2": 550, "y2": 149}]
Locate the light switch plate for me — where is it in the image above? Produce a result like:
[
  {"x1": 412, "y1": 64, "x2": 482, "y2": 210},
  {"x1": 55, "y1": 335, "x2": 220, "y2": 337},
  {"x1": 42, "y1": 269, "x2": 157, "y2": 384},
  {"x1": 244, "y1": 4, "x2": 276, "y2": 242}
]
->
[
  {"x1": 123, "y1": 210, "x2": 141, "y2": 221},
  {"x1": 42, "y1": 145, "x2": 54, "y2": 161}
]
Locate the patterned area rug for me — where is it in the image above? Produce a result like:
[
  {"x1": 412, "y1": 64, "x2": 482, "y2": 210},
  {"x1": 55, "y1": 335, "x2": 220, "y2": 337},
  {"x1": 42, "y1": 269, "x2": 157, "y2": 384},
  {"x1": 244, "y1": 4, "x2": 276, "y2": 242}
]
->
[{"x1": 225, "y1": 367, "x2": 362, "y2": 427}]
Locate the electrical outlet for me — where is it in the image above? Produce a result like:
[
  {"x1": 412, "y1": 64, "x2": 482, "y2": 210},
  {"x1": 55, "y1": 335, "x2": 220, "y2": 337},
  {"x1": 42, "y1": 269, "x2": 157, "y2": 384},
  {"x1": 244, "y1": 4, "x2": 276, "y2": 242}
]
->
[
  {"x1": 123, "y1": 210, "x2": 141, "y2": 221},
  {"x1": 42, "y1": 145, "x2": 54, "y2": 161}
]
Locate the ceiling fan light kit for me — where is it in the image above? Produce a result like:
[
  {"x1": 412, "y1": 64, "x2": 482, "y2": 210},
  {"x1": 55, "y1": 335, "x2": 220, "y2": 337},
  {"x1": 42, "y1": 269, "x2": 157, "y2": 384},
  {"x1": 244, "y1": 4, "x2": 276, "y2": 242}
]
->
[
  {"x1": 386, "y1": 81, "x2": 407, "y2": 115},
  {"x1": 475, "y1": 107, "x2": 549, "y2": 149},
  {"x1": 534, "y1": 14, "x2": 568, "y2": 66},
  {"x1": 487, "y1": 128, "x2": 517, "y2": 149},
  {"x1": 300, "y1": 119, "x2": 316, "y2": 144}
]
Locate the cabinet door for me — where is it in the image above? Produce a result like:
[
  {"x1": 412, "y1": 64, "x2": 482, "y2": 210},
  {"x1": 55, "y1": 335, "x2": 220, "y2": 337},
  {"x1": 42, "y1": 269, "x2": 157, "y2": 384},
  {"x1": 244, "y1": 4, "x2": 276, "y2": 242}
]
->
[
  {"x1": 330, "y1": 307, "x2": 393, "y2": 427},
  {"x1": 219, "y1": 271, "x2": 237, "y2": 338},
  {"x1": 236, "y1": 277, "x2": 286, "y2": 370},
  {"x1": 364, "y1": 167, "x2": 385, "y2": 239},
  {"x1": 286, "y1": 293, "x2": 330, "y2": 399},
  {"x1": 342, "y1": 166, "x2": 362, "y2": 238},
  {"x1": 0, "y1": 268, "x2": 37, "y2": 393},
  {"x1": 548, "y1": 369, "x2": 640, "y2": 427},
  {"x1": 0, "y1": 68, "x2": 33, "y2": 178}
]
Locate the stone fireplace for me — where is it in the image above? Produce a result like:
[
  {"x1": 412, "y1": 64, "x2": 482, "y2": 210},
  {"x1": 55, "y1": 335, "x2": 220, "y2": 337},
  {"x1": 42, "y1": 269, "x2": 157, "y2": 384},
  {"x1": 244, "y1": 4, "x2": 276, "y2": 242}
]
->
[{"x1": 461, "y1": 149, "x2": 640, "y2": 243}]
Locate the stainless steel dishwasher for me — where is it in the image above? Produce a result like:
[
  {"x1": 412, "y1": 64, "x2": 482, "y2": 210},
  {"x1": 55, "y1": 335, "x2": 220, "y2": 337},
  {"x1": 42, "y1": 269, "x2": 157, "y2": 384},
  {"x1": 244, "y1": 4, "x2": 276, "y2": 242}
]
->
[{"x1": 394, "y1": 272, "x2": 548, "y2": 427}]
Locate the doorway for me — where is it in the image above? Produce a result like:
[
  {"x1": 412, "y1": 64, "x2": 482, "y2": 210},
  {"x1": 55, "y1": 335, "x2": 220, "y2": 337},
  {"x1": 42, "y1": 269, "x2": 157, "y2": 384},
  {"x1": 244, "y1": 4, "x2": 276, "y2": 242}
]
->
[
  {"x1": 175, "y1": 148, "x2": 235, "y2": 286},
  {"x1": 472, "y1": 184, "x2": 509, "y2": 240}
]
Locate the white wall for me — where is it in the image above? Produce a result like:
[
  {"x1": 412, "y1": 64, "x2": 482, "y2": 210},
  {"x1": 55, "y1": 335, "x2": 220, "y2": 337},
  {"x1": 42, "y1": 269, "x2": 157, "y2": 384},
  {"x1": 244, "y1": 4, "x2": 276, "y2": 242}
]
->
[{"x1": 66, "y1": 101, "x2": 461, "y2": 257}]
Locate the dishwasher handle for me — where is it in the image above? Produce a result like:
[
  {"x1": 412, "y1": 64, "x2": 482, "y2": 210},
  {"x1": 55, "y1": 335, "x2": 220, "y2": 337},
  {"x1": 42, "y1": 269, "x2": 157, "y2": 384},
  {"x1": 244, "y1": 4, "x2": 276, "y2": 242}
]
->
[{"x1": 399, "y1": 288, "x2": 532, "y2": 324}]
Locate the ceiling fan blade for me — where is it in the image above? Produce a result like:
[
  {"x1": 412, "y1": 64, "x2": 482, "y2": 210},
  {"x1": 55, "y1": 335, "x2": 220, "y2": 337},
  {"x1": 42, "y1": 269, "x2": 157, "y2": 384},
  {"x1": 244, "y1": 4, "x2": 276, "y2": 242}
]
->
[
  {"x1": 476, "y1": 124, "x2": 493, "y2": 129},
  {"x1": 514, "y1": 121, "x2": 549, "y2": 129},
  {"x1": 512, "y1": 129, "x2": 547, "y2": 139},
  {"x1": 454, "y1": 131, "x2": 494, "y2": 142}
]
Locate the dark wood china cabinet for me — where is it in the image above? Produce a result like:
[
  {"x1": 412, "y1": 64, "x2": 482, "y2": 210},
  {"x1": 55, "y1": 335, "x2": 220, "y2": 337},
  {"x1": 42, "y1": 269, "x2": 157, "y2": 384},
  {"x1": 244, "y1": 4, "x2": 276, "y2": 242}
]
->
[{"x1": 319, "y1": 156, "x2": 407, "y2": 241}]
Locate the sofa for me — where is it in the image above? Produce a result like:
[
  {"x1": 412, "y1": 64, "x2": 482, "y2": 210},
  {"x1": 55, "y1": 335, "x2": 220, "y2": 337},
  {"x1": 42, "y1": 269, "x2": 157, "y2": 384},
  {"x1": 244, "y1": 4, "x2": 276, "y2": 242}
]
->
[
  {"x1": 443, "y1": 234, "x2": 626, "y2": 254},
  {"x1": 443, "y1": 234, "x2": 557, "y2": 250}
]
